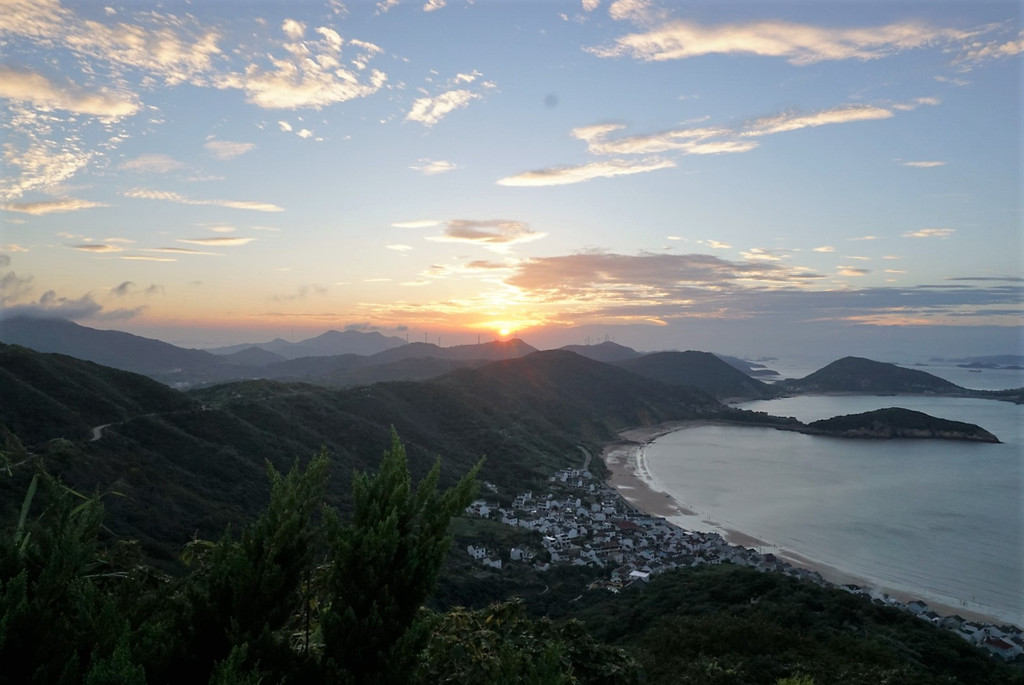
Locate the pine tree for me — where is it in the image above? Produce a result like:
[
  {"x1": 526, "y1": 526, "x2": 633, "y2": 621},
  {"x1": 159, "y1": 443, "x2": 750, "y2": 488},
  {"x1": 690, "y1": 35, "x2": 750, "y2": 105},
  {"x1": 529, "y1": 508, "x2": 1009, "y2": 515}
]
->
[{"x1": 321, "y1": 429, "x2": 480, "y2": 684}]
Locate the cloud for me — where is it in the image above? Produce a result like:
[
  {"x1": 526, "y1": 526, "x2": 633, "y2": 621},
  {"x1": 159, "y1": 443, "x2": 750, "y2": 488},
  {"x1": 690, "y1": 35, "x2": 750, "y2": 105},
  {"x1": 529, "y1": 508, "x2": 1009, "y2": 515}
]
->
[
  {"x1": 813, "y1": 246, "x2": 836, "y2": 253},
  {"x1": 2, "y1": 197, "x2": 108, "y2": 214},
  {"x1": 0, "y1": 291, "x2": 143, "y2": 322},
  {"x1": 387, "y1": 244, "x2": 413, "y2": 252},
  {"x1": 145, "y1": 247, "x2": 219, "y2": 256},
  {"x1": 958, "y1": 31, "x2": 1024, "y2": 64},
  {"x1": 411, "y1": 159, "x2": 458, "y2": 175},
  {"x1": 903, "y1": 228, "x2": 955, "y2": 238},
  {"x1": 215, "y1": 20, "x2": 387, "y2": 109},
  {"x1": 393, "y1": 219, "x2": 441, "y2": 229},
  {"x1": 122, "y1": 188, "x2": 284, "y2": 212},
  {"x1": 513, "y1": 98, "x2": 913, "y2": 189},
  {"x1": 0, "y1": 66, "x2": 139, "y2": 119},
  {"x1": 508, "y1": 251, "x2": 821, "y2": 293},
  {"x1": 0, "y1": 127, "x2": 95, "y2": 202},
  {"x1": 837, "y1": 266, "x2": 871, "y2": 276},
  {"x1": 119, "y1": 154, "x2": 186, "y2": 173},
  {"x1": 423, "y1": 0, "x2": 446, "y2": 12},
  {"x1": 110, "y1": 281, "x2": 163, "y2": 297},
  {"x1": 70, "y1": 243, "x2": 122, "y2": 253},
  {"x1": 900, "y1": 160, "x2": 946, "y2": 168},
  {"x1": 271, "y1": 283, "x2": 328, "y2": 302},
  {"x1": 204, "y1": 140, "x2": 255, "y2": 160},
  {"x1": 178, "y1": 237, "x2": 256, "y2": 246},
  {"x1": 428, "y1": 220, "x2": 546, "y2": 250},
  {"x1": 573, "y1": 122, "x2": 757, "y2": 156},
  {"x1": 497, "y1": 157, "x2": 675, "y2": 187},
  {"x1": 405, "y1": 89, "x2": 481, "y2": 127},
  {"x1": 743, "y1": 105, "x2": 893, "y2": 136},
  {"x1": 588, "y1": 18, "x2": 974, "y2": 65}
]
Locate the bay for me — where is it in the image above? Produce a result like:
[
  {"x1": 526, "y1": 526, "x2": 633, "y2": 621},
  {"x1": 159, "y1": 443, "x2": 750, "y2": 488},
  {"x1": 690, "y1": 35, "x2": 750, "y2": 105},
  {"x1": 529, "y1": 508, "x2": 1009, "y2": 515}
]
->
[{"x1": 642, "y1": 395, "x2": 1023, "y2": 626}]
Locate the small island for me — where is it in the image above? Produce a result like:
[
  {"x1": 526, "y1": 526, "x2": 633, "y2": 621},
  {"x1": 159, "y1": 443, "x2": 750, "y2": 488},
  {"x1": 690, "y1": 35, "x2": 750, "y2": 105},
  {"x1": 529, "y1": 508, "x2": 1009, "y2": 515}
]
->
[{"x1": 799, "y1": 407, "x2": 1000, "y2": 443}]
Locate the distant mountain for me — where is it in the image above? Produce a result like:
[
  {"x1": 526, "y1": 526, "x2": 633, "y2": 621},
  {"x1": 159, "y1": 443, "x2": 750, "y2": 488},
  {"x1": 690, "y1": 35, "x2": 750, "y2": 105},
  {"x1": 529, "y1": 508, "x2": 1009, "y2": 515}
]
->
[
  {"x1": 437, "y1": 350, "x2": 722, "y2": 442},
  {"x1": 206, "y1": 329, "x2": 406, "y2": 359},
  {"x1": 614, "y1": 350, "x2": 776, "y2": 401},
  {"x1": 714, "y1": 354, "x2": 781, "y2": 378},
  {"x1": 218, "y1": 346, "x2": 287, "y2": 367},
  {"x1": 365, "y1": 338, "x2": 537, "y2": 365},
  {"x1": 805, "y1": 407, "x2": 999, "y2": 442},
  {"x1": 559, "y1": 341, "x2": 643, "y2": 363},
  {"x1": 0, "y1": 316, "x2": 222, "y2": 381},
  {"x1": 780, "y1": 356, "x2": 965, "y2": 394}
]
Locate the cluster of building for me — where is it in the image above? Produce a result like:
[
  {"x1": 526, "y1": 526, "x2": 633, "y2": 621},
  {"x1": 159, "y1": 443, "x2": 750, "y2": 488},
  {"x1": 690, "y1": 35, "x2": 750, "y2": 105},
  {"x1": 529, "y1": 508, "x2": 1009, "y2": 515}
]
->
[{"x1": 463, "y1": 466, "x2": 1023, "y2": 662}]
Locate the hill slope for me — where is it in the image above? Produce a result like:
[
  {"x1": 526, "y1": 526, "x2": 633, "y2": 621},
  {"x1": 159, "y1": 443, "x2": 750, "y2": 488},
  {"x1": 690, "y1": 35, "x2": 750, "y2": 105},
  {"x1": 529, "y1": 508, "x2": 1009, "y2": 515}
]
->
[
  {"x1": 805, "y1": 407, "x2": 1000, "y2": 442},
  {"x1": 782, "y1": 356, "x2": 965, "y2": 394},
  {"x1": 615, "y1": 350, "x2": 776, "y2": 400},
  {"x1": 0, "y1": 343, "x2": 195, "y2": 445},
  {"x1": 0, "y1": 346, "x2": 724, "y2": 561}
]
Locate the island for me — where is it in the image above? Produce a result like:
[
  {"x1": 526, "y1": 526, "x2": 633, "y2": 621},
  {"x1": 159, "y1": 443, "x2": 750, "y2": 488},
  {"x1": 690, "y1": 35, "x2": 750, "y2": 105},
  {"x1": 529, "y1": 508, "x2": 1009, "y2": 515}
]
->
[{"x1": 798, "y1": 407, "x2": 1000, "y2": 443}]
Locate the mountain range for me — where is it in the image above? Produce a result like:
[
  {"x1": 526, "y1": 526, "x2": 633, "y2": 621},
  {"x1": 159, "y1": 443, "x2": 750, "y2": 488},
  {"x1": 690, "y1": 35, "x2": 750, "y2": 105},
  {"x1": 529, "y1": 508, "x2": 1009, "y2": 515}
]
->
[
  {"x1": 0, "y1": 317, "x2": 775, "y2": 394},
  {"x1": 2, "y1": 319, "x2": 1017, "y2": 563}
]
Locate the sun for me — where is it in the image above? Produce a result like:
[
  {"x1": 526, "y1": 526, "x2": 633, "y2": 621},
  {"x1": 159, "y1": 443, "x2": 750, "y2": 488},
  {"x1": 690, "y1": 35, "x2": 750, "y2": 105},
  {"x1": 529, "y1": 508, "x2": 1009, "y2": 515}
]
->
[{"x1": 498, "y1": 326, "x2": 512, "y2": 337}]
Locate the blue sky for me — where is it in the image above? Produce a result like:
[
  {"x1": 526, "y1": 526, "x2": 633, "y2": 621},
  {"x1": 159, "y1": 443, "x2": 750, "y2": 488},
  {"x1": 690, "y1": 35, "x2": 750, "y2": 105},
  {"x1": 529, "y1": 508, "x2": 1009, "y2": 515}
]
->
[{"x1": 0, "y1": 0, "x2": 1020, "y2": 359}]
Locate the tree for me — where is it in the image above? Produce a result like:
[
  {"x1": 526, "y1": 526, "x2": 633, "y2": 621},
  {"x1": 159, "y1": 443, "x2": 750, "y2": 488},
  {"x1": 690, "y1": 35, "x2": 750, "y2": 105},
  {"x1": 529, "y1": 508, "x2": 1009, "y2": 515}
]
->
[
  {"x1": 321, "y1": 429, "x2": 481, "y2": 683},
  {"x1": 156, "y1": 451, "x2": 330, "y2": 682}
]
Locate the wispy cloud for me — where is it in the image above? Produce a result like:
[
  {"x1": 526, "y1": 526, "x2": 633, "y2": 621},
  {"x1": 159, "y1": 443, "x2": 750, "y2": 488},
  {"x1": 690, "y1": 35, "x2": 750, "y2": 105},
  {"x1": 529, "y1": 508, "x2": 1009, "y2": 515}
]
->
[
  {"x1": 215, "y1": 19, "x2": 386, "y2": 109},
  {"x1": 2, "y1": 197, "x2": 107, "y2": 214},
  {"x1": 178, "y1": 237, "x2": 256, "y2": 247},
  {"x1": 204, "y1": 140, "x2": 256, "y2": 160},
  {"x1": 497, "y1": 157, "x2": 675, "y2": 187},
  {"x1": 899, "y1": 160, "x2": 946, "y2": 168},
  {"x1": 119, "y1": 154, "x2": 186, "y2": 173},
  {"x1": 110, "y1": 281, "x2": 163, "y2": 297},
  {"x1": 428, "y1": 220, "x2": 546, "y2": 250},
  {"x1": 957, "y1": 30, "x2": 1024, "y2": 65},
  {"x1": 406, "y1": 89, "x2": 481, "y2": 127},
  {"x1": 69, "y1": 243, "x2": 123, "y2": 253},
  {"x1": 123, "y1": 188, "x2": 284, "y2": 212},
  {"x1": 837, "y1": 266, "x2": 871, "y2": 276},
  {"x1": 589, "y1": 18, "x2": 975, "y2": 65},
  {"x1": 393, "y1": 219, "x2": 442, "y2": 229},
  {"x1": 0, "y1": 66, "x2": 138, "y2": 119},
  {"x1": 903, "y1": 228, "x2": 955, "y2": 238},
  {"x1": 743, "y1": 105, "x2": 893, "y2": 136},
  {"x1": 411, "y1": 159, "x2": 458, "y2": 175}
]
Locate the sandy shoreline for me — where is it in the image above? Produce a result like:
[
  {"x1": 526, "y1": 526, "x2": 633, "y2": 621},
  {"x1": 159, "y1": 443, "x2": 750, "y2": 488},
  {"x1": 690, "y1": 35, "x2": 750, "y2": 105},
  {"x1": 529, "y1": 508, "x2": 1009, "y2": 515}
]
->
[{"x1": 600, "y1": 421, "x2": 1008, "y2": 627}]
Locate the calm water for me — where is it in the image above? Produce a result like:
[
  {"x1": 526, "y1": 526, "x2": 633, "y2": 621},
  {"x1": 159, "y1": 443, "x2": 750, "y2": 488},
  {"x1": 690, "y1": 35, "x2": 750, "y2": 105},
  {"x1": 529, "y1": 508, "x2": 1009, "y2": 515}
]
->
[{"x1": 643, "y1": 394, "x2": 1023, "y2": 626}]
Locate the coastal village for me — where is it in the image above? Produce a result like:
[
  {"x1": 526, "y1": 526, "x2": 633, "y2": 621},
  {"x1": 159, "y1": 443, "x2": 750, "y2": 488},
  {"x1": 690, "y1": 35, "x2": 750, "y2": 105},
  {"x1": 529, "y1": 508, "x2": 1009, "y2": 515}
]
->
[{"x1": 462, "y1": 458, "x2": 1024, "y2": 664}]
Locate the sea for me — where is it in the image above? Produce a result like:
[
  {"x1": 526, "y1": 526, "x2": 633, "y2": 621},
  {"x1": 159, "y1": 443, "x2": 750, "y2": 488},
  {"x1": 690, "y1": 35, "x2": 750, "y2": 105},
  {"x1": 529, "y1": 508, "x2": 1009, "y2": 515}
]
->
[{"x1": 640, "y1": 364, "x2": 1024, "y2": 627}]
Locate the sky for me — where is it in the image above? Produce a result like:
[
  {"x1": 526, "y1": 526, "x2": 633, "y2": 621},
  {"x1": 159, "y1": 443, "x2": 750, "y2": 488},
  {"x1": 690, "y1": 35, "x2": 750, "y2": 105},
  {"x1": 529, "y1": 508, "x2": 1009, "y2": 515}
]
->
[{"x1": 0, "y1": 0, "x2": 1021, "y2": 361}]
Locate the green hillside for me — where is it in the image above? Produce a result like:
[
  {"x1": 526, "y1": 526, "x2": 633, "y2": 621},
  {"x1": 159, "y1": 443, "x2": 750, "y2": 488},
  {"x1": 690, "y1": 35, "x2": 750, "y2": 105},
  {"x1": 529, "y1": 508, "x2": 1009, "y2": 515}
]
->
[
  {"x1": 0, "y1": 347, "x2": 724, "y2": 562},
  {"x1": 615, "y1": 350, "x2": 777, "y2": 400},
  {"x1": 782, "y1": 356, "x2": 965, "y2": 394},
  {"x1": 0, "y1": 343, "x2": 195, "y2": 445}
]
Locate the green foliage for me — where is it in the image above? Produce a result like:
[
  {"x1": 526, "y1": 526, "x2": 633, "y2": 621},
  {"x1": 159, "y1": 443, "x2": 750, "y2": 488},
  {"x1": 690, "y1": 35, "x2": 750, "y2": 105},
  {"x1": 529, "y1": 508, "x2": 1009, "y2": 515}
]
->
[
  {"x1": 417, "y1": 599, "x2": 640, "y2": 685},
  {"x1": 567, "y1": 564, "x2": 1023, "y2": 685},
  {"x1": 153, "y1": 451, "x2": 329, "y2": 681},
  {"x1": 0, "y1": 473, "x2": 136, "y2": 685},
  {"x1": 320, "y1": 428, "x2": 481, "y2": 683}
]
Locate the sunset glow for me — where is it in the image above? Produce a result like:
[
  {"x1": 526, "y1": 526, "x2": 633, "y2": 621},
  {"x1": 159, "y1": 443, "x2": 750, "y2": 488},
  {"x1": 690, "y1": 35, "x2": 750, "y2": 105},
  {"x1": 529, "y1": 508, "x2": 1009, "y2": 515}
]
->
[{"x1": 0, "y1": 0, "x2": 1019, "y2": 356}]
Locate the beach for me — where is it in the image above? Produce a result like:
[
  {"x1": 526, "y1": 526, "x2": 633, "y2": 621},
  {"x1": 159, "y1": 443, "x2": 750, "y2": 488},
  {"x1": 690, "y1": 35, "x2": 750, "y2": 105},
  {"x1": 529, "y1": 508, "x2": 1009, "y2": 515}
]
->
[{"x1": 601, "y1": 422, "x2": 1008, "y2": 627}]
